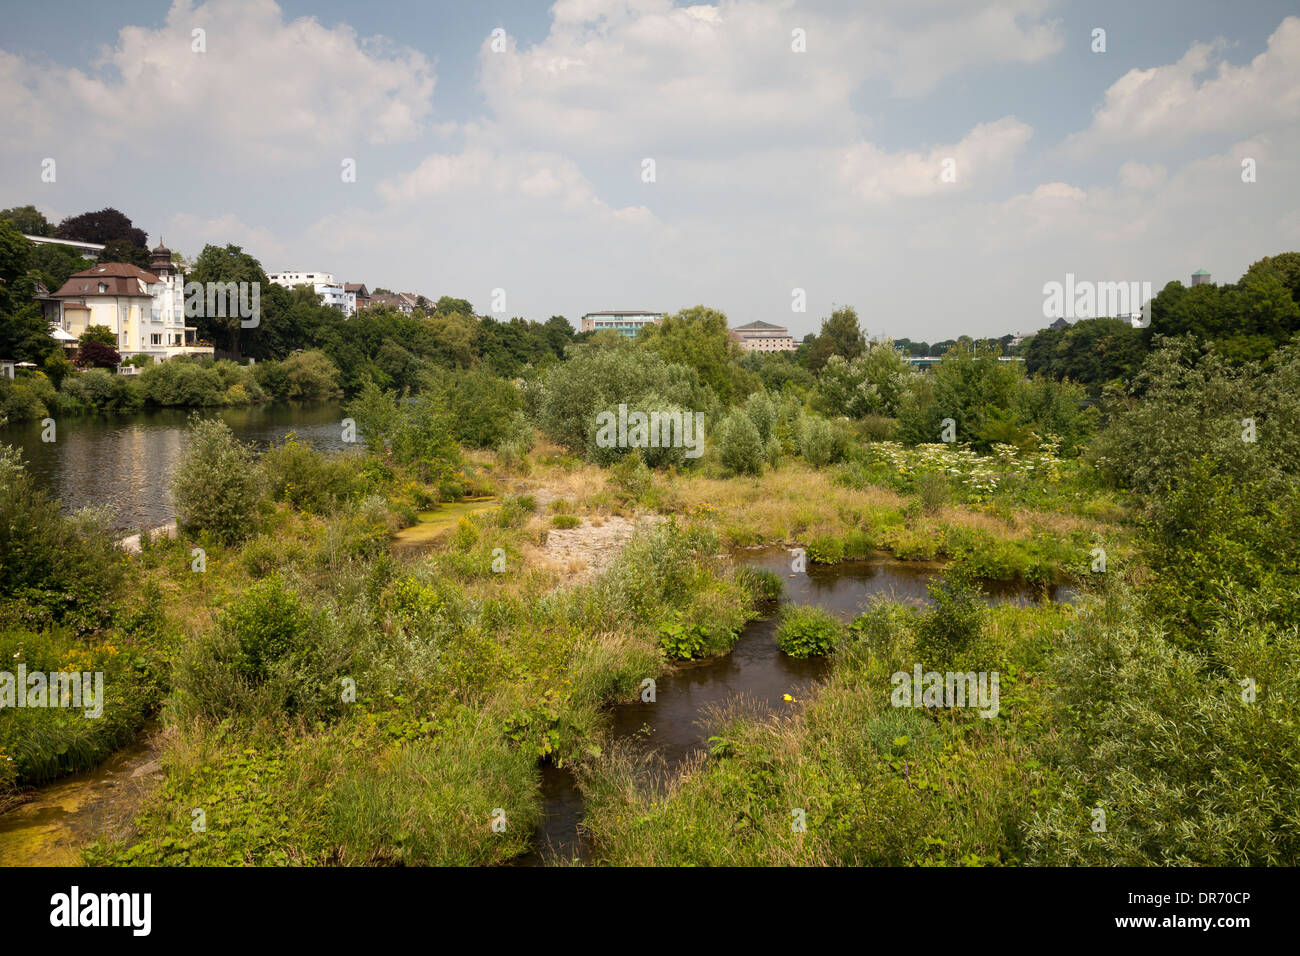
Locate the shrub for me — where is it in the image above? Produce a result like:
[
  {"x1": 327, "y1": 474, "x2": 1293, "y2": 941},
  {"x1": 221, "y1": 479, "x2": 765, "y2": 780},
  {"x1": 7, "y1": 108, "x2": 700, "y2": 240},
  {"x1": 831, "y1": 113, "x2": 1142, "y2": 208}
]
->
[
  {"x1": 716, "y1": 408, "x2": 764, "y2": 476},
  {"x1": 282, "y1": 350, "x2": 341, "y2": 400},
  {"x1": 797, "y1": 414, "x2": 849, "y2": 466},
  {"x1": 1027, "y1": 590, "x2": 1300, "y2": 865},
  {"x1": 346, "y1": 381, "x2": 460, "y2": 482},
  {"x1": 0, "y1": 446, "x2": 125, "y2": 632},
  {"x1": 917, "y1": 470, "x2": 949, "y2": 515},
  {"x1": 531, "y1": 337, "x2": 708, "y2": 467},
  {"x1": 915, "y1": 573, "x2": 986, "y2": 666},
  {"x1": 261, "y1": 434, "x2": 358, "y2": 514},
  {"x1": 552, "y1": 514, "x2": 580, "y2": 529},
  {"x1": 173, "y1": 575, "x2": 355, "y2": 722},
  {"x1": 776, "y1": 605, "x2": 842, "y2": 658},
  {"x1": 138, "y1": 359, "x2": 224, "y2": 406},
  {"x1": 425, "y1": 367, "x2": 523, "y2": 448},
  {"x1": 60, "y1": 368, "x2": 141, "y2": 412},
  {"x1": 172, "y1": 415, "x2": 265, "y2": 544}
]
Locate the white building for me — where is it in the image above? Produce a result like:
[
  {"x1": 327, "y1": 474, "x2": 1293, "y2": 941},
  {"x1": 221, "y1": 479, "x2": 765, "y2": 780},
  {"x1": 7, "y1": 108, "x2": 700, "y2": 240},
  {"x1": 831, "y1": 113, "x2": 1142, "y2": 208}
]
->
[
  {"x1": 51, "y1": 243, "x2": 211, "y2": 364},
  {"x1": 580, "y1": 310, "x2": 664, "y2": 337},
  {"x1": 268, "y1": 270, "x2": 354, "y2": 316}
]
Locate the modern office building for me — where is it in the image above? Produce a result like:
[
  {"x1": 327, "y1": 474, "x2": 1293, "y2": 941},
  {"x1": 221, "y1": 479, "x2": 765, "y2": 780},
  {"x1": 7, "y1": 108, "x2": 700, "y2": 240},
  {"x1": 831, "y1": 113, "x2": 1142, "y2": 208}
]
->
[{"x1": 580, "y1": 310, "x2": 664, "y2": 336}]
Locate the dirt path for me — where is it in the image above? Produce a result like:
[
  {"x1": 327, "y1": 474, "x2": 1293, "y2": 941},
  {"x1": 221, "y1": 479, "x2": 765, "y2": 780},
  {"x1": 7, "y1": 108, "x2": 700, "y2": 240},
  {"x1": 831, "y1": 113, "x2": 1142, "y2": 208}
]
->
[{"x1": 521, "y1": 484, "x2": 662, "y2": 583}]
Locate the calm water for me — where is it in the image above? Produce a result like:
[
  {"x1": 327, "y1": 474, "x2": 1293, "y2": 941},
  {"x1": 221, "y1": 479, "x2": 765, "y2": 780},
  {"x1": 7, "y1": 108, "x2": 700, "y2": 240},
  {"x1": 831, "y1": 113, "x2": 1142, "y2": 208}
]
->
[
  {"x1": 524, "y1": 549, "x2": 1060, "y2": 864},
  {"x1": 0, "y1": 401, "x2": 348, "y2": 530}
]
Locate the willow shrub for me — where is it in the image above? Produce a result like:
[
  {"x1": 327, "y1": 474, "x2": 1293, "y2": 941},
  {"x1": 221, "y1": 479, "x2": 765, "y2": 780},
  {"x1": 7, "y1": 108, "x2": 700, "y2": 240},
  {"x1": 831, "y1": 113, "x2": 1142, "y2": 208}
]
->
[
  {"x1": 1027, "y1": 588, "x2": 1300, "y2": 865},
  {"x1": 172, "y1": 415, "x2": 266, "y2": 544}
]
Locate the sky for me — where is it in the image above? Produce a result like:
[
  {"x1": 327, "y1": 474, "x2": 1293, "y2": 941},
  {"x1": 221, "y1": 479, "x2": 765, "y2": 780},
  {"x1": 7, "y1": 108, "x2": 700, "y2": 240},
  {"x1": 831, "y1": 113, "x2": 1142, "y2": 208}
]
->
[{"x1": 2, "y1": 0, "x2": 1298, "y2": 341}]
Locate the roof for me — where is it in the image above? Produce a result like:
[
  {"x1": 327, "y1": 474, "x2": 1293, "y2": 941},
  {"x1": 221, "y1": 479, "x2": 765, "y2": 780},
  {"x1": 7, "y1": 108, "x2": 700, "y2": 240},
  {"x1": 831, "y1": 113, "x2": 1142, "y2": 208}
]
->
[
  {"x1": 344, "y1": 283, "x2": 369, "y2": 294},
  {"x1": 22, "y1": 234, "x2": 107, "y2": 252},
  {"x1": 583, "y1": 310, "x2": 662, "y2": 317},
  {"x1": 1192, "y1": 268, "x2": 1211, "y2": 275},
  {"x1": 733, "y1": 320, "x2": 789, "y2": 332},
  {"x1": 53, "y1": 262, "x2": 160, "y2": 298}
]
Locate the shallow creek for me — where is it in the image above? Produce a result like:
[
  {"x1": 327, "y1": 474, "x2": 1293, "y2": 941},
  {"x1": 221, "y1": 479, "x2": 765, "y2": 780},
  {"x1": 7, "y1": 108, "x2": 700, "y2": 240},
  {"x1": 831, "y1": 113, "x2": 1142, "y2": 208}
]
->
[{"x1": 520, "y1": 549, "x2": 1064, "y2": 864}]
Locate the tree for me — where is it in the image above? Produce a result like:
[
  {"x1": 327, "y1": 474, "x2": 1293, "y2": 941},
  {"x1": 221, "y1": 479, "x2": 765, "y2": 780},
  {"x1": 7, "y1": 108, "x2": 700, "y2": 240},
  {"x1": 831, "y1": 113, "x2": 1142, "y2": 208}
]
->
[
  {"x1": 172, "y1": 416, "x2": 265, "y2": 544},
  {"x1": 0, "y1": 205, "x2": 54, "y2": 237},
  {"x1": 76, "y1": 341, "x2": 122, "y2": 369},
  {"x1": 55, "y1": 207, "x2": 147, "y2": 248},
  {"x1": 189, "y1": 243, "x2": 271, "y2": 358},
  {"x1": 29, "y1": 242, "x2": 92, "y2": 290},
  {"x1": 435, "y1": 296, "x2": 474, "y2": 316},
  {"x1": 803, "y1": 305, "x2": 866, "y2": 371},
  {"x1": 0, "y1": 221, "x2": 55, "y2": 363},
  {"x1": 637, "y1": 305, "x2": 757, "y2": 404},
  {"x1": 79, "y1": 325, "x2": 118, "y2": 347},
  {"x1": 101, "y1": 238, "x2": 150, "y2": 269}
]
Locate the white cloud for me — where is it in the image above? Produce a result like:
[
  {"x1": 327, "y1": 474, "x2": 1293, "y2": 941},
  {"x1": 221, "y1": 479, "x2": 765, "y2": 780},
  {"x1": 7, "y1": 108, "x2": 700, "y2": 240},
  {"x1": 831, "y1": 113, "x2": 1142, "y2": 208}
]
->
[
  {"x1": 0, "y1": 0, "x2": 436, "y2": 170},
  {"x1": 1067, "y1": 16, "x2": 1300, "y2": 152},
  {"x1": 840, "y1": 117, "x2": 1033, "y2": 202}
]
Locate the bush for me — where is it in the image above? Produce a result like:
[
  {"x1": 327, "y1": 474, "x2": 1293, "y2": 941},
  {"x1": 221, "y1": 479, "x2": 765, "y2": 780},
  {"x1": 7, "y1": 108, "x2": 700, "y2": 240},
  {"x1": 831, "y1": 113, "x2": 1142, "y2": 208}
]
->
[
  {"x1": 716, "y1": 408, "x2": 764, "y2": 476},
  {"x1": 172, "y1": 416, "x2": 265, "y2": 544},
  {"x1": 915, "y1": 574, "x2": 985, "y2": 666},
  {"x1": 60, "y1": 368, "x2": 141, "y2": 412},
  {"x1": 0, "y1": 446, "x2": 125, "y2": 633},
  {"x1": 346, "y1": 382, "x2": 461, "y2": 483},
  {"x1": 917, "y1": 471, "x2": 949, "y2": 515},
  {"x1": 776, "y1": 605, "x2": 842, "y2": 658},
  {"x1": 531, "y1": 338, "x2": 709, "y2": 467},
  {"x1": 261, "y1": 434, "x2": 359, "y2": 514},
  {"x1": 1027, "y1": 590, "x2": 1300, "y2": 864},
  {"x1": 426, "y1": 367, "x2": 522, "y2": 448},
  {"x1": 173, "y1": 575, "x2": 355, "y2": 722},
  {"x1": 797, "y1": 414, "x2": 849, "y2": 466},
  {"x1": 282, "y1": 350, "x2": 341, "y2": 400}
]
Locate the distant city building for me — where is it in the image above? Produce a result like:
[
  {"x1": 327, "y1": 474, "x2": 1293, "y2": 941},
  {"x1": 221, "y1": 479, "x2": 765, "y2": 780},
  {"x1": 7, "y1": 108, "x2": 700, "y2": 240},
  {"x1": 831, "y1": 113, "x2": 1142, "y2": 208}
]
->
[
  {"x1": 22, "y1": 234, "x2": 105, "y2": 259},
  {"x1": 580, "y1": 310, "x2": 664, "y2": 337},
  {"x1": 51, "y1": 244, "x2": 211, "y2": 364},
  {"x1": 729, "y1": 320, "x2": 797, "y2": 352},
  {"x1": 1191, "y1": 268, "x2": 1212, "y2": 286},
  {"x1": 267, "y1": 270, "x2": 353, "y2": 315}
]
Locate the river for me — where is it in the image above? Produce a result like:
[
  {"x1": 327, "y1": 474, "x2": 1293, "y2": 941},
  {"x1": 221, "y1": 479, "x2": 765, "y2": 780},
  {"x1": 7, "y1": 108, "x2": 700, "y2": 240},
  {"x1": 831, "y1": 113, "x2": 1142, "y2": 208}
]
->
[{"x1": 0, "y1": 401, "x2": 348, "y2": 530}]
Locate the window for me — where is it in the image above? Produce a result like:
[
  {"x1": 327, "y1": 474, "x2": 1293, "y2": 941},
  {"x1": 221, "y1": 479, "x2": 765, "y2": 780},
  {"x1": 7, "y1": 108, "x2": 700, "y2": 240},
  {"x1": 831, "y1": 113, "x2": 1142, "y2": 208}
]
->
[{"x1": 150, "y1": 334, "x2": 161, "y2": 346}]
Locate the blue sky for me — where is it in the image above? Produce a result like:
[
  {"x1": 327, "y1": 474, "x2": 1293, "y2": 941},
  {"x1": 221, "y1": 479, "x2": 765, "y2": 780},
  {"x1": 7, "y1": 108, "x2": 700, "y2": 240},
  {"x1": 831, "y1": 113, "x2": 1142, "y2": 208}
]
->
[{"x1": 3, "y1": 0, "x2": 1298, "y2": 340}]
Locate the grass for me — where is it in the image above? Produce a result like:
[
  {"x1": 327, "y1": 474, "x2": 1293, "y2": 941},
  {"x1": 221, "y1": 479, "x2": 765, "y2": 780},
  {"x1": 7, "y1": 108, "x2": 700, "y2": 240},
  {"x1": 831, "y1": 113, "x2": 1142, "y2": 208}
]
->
[{"x1": 12, "y1": 430, "x2": 1135, "y2": 866}]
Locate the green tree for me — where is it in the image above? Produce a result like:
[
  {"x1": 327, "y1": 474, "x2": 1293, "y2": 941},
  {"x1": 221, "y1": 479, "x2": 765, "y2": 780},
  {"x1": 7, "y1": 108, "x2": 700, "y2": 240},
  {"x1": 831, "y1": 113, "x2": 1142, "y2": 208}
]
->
[
  {"x1": 0, "y1": 205, "x2": 54, "y2": 237},
  {"x1": 172, "y1": 416, "x2": 265, "y2": 544},
  {"x1": 803, "y1": 305, "x2": 866, "y2": 371},
  {"x1": 189, "y1": 243, "x2": 271, "y2": 358},
  {"x1": 638, "y1": 305, "x2": 756, "y2": 404}
]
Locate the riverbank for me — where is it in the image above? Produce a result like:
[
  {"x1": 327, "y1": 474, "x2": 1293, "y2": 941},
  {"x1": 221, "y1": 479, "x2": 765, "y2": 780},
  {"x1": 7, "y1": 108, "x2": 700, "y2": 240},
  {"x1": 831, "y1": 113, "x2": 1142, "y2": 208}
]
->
[
  {"x1": 0, "y1": 398, "x2": 348, "y2": 529},
  {"x1": 0, "y1": 429, "x2": 1130, "y2": 867}
]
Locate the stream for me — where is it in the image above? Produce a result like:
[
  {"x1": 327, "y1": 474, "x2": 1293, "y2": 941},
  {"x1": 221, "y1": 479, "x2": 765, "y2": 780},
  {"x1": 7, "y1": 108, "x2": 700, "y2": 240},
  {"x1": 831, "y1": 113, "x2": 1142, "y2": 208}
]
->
[
  {"x1": 520, "y1": 548, "x2": 1065, "y2": 865},
  {"x1": 0, "y1": 541, "x2": 1063, "y2": 866}
]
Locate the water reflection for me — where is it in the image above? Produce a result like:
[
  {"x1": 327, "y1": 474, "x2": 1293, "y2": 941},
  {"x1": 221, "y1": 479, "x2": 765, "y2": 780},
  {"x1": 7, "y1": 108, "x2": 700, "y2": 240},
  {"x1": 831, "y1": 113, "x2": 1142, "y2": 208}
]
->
[{"x1": 0, "y1": 401, "x2": 348, "y2": 530}]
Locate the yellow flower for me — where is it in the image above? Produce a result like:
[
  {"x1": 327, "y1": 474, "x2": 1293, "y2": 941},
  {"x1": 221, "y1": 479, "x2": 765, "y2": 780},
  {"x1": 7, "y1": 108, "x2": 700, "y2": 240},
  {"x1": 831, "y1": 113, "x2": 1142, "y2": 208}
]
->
[{"x1": 782, "y1": 693, "x2": 796, "y2": 703}]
